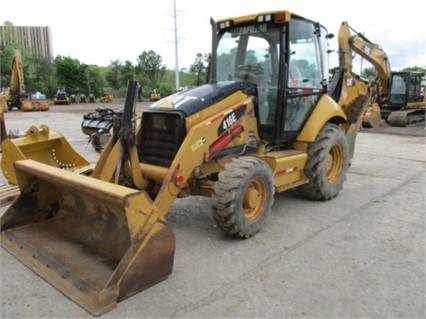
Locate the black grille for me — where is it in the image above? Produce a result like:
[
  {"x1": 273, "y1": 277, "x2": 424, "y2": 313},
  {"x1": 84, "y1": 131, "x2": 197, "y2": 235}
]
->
[{"x1": 139, "y1": 112, "x2": 186, "y2": 167}]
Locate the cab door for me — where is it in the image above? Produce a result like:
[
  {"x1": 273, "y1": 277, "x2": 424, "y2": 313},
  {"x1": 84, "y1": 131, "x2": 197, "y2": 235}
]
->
[{"x1": 272, "y1": 19, "x2": 329, "y2": 143}]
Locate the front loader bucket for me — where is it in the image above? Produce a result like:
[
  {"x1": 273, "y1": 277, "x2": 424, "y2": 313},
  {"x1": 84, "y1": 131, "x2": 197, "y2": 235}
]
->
[
  {"x1": 1, "y1": 160, "x2": 175, "y2": 316},
  {"x1": 19, "y1": 99, "x2": 34, "y2": 112},
  {"x1": 1, "y1": 125, "x2": 91, "y2": 185}
]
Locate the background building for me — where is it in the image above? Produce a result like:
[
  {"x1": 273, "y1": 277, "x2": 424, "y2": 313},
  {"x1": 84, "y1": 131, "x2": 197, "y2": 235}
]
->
[{"x1": 0, "y1": 21, "x2": 54, "y2": 61}]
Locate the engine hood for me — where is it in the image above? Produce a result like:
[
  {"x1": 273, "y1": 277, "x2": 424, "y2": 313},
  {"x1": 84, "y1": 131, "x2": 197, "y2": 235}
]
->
[{"x1": 148, "y1": 81, "x2": 257, "y2": 116}]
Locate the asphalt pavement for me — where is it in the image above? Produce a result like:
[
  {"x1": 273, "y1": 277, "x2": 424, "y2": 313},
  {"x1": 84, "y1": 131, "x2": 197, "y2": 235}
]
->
[{"x1": 0, "y1": 104, "x2": 425, "y2": 318}]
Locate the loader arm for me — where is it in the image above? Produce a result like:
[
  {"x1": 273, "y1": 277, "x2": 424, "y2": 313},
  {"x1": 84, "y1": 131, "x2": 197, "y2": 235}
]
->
[{"x1": 92, "y1": 80, "x2": 149, "y2": 189}]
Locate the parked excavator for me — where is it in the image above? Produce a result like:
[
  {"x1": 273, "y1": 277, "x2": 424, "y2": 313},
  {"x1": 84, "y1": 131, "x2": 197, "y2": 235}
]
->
[
  {"x1": 6, "y1": 49, "x2": 49, "y2": 111},
  {"x1": 341, "y1": 23, "x2": 425, "y2": 127},
  {"x1": 1, "y1": 11, "x2": 376, "y2": 315},
  {"x1": 384, "y1": 71, "x2": 426, "y2": 126}
]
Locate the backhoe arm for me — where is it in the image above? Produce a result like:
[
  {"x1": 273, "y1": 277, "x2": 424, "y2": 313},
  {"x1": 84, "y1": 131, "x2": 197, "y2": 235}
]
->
[
  {"x1": 10, "y1": 50, "x2": 26, "y2": 97},
  {"x1": 338, "y1": 21, "x2": 391, "y2": 95}
]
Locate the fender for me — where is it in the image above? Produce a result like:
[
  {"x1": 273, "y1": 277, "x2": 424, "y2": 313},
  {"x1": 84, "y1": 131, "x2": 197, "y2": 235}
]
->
[{"x1": 297, "y1": 94, "x2": 347, "y2": 142}]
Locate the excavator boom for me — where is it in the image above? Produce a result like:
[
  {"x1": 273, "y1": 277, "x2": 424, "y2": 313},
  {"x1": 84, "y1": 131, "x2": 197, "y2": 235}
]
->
[{"x1": 6, "y1": 50, "x2": 49, "y2": 111}]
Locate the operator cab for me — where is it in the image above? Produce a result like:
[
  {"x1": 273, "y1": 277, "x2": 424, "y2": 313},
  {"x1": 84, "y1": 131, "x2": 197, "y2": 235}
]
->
[
  {"x1": 389, "y1": 72, "x2": 424, "y2": 108},
  {"x1": 213, "y1": 12, "x2": 331, "y2": 144}
]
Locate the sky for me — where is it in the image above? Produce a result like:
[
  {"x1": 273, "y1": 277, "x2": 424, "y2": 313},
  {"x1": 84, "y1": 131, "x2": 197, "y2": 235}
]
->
[{"x1": 2, "y1": 0, "x2": 425, "y2": 72}]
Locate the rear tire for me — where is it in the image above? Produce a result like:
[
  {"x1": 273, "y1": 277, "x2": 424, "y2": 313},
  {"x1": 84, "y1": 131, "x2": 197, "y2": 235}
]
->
[
  {"x1": 297, "y1": 123, "x2": 349, "y2": 200},
  {"x1": 212, "y1": 157, "x2": 274, "y2": 238}
]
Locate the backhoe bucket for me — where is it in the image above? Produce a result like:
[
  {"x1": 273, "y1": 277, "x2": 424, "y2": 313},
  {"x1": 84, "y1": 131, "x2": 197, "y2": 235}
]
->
[
  {"x1": 362, "y1": 104, "x2": 382, "y2": 128},
  {"x1": 1, "y1": 160, "x2": 175, "y2": 316},
  {"x1": 1, "y1": 125, "x2": 91, "y2": 185}
]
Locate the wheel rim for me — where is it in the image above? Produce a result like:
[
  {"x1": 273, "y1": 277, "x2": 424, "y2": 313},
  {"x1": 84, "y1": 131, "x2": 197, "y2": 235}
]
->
[
  {"x1": 325, "y1": 143, "x2": 344, "y2": 184},
  {"x1": 243, "y1": 178, "x2": 267, "y2": 221}
]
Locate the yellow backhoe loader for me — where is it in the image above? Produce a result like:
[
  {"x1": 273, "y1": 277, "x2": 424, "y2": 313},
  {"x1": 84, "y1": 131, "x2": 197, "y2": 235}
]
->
[{"x1": 1, "y1": 11, "x2": 376, "y2": 316}]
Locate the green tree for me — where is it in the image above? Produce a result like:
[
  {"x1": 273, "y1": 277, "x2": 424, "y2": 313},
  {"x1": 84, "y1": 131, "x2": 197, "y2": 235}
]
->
[
  {"x1": 106, "y1": 60, "x2": 122, "y2": 91},
  {"x1": 401, "y1": 66, "x2": 426, "y2": 75},
  {"x1": 54, "y1": 56, "x2": 84, "y2": 94},
  {"x1": 121, "y1": 60, "x2": 136, "y2": 87},
  {"x1": 78, "y1": 64, "x2": 106, "y2": 97},
  {"x1": 157, "y1": 83, "x2": 174, "y2": 97},
  {"x1": 189, "y1": 53, "x2": 209, "y2": 85},
  {"x1": 0, "y1": 26, "x2": 21, "y2": 88},
  {"x1": 217, "y1": 48, "x2": 236, "y2": 81},
  {"x1": 244, "y1": 49, "x2": 259, "y2": 65},
  {"x1": 88, "y1": 65, "x2": 107, "y2": 97},
  {"x1": 80, "y1": 64, "x2": 93, "y2": 95},
  {"x1": 0, "y1": 47, "x2": 17, "y2": 89},
  {"x1": 26, "y1": 56, "x2": 55, "y2": 96},
  {"x1": 136, "y1": 50, "x2": 166, "y2": 90},
  {"x1": 361, "y1": 66, "x2": 377, "y2": 79}
]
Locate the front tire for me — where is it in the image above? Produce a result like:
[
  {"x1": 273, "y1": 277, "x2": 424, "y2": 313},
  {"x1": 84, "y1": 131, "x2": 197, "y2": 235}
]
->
[
  {"x1": 212, "y1": 157, "x2": 274, "y2": 238},
  {"x1": 297, "y1": 123, "x2": 349, "y2": 200}
]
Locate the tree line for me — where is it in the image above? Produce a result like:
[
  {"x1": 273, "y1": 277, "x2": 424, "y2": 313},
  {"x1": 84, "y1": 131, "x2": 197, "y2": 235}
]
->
[
  {"x1": 361, "y1": 66, "x2": 426, "y2": 79},
  {"x1": 0, "y1": 45, "x2": 210, "y2": 100}
]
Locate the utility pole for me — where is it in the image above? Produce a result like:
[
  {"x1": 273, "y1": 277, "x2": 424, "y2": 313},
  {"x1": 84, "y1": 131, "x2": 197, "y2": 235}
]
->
[{"x1": 173, "y1": 0, "x2": 180, "y2": 92}]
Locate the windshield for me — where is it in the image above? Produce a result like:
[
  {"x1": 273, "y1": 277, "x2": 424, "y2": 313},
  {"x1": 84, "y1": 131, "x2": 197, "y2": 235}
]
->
[
  {"x1": 216, "y1": 23, "x2": 280, "y2": 87},
  {"x1": 216, "y1": 20, "x2": 326, "y2": 90},
  {"x1": 390, "y1": 74, "x2": 406, "y2": 95},
  {"x1": 216, "y1": 23, "x2": 280, "y2": 125}
]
